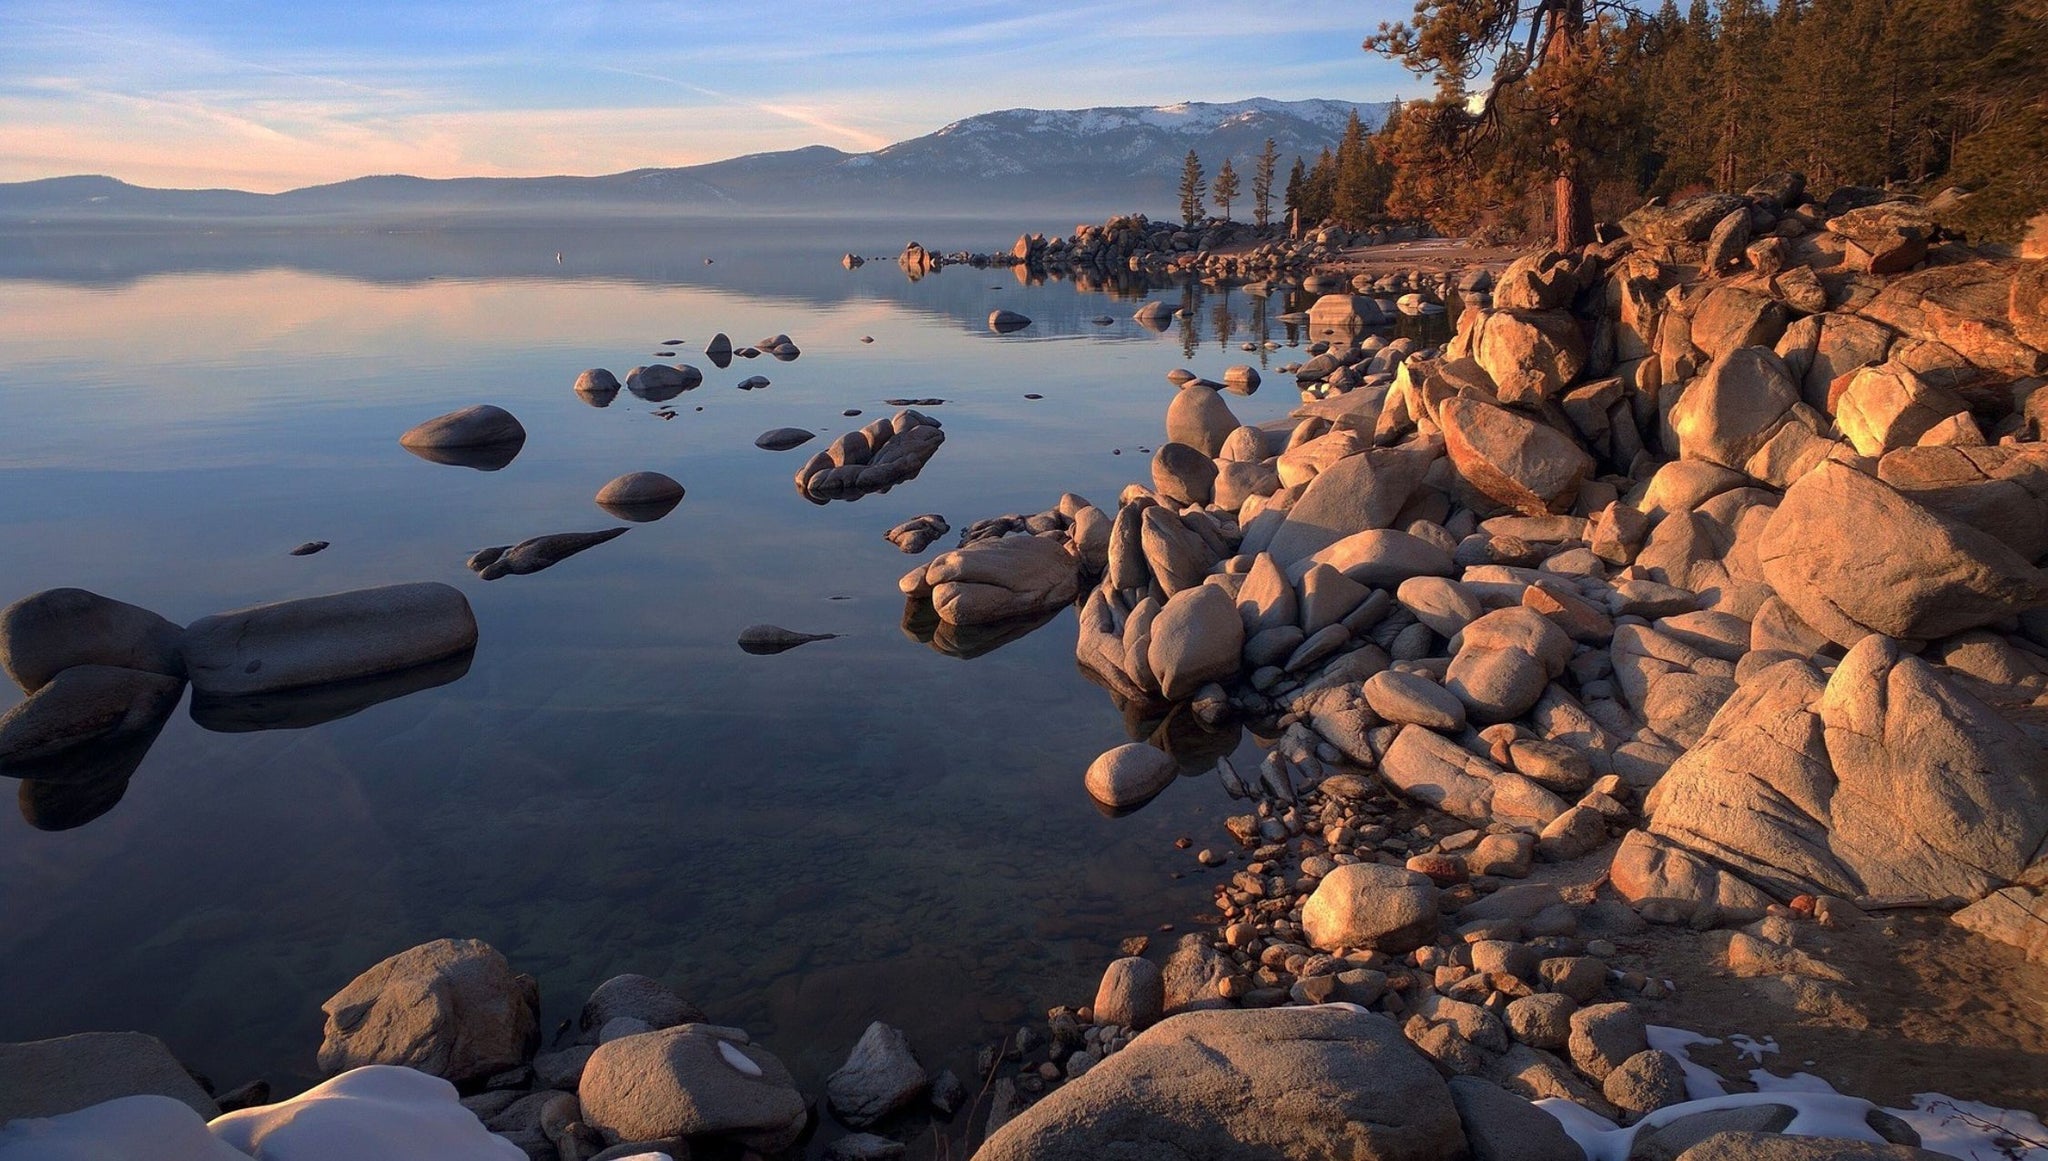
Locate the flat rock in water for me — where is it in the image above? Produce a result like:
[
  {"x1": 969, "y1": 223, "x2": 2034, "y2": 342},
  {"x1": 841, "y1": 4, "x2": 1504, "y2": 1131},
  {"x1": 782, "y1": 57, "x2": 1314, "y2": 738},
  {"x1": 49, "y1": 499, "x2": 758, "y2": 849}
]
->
[
  {"x1": 289, "y1": 541, "x2": 329, "y2": 556},
  {"x1": 182, "y1": 582, "x2": 478, "y2": 697},
  {"x1": 883, "y1": 398, "x2": 945, "y2": 407},
  {"x1": 474, "y1": 529, "x2": 629, "y2": 580},
  {"x1": 988, "y1": 309, "x2": 1033, "y2": 333},
  {"x1": 754, "y1": 428, "x2": 816, "y2": 451},
  {"x1": 737, "y1": 376, "x2": 770, "y2": 390},
  {"x1": 738, "y1": 625, "x2": 840, "y2": 654}
]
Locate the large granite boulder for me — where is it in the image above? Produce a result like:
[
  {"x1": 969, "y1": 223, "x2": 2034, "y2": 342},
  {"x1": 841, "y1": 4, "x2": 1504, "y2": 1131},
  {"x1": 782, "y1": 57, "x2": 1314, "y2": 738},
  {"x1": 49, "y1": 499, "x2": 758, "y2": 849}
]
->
[
  {"x1": 1669, "y1": 347, "x2": 1803, "y2": 472},
  {"x1": 317, "y1": 938, "x2": 539, "y2": 1084},
  {"x1": 1263, "y1": 444, "x2": 1437, "y2": 566},
  {"x1": 0, "y1": 1032, "x2": 218, "y2": 1123},
  {"x1": 973, "y1": 1007, "x2": 1465, "y2": 1161},
  {"x1": 918, "y1": 535, "x2": 1080, "y2": 626},
  {"x1": 1166, "y1": 385, "x2": 1240, "y2": 457},
  {"x1": 1472, "y1": 310, "x2": 1588, "y2": 403},
  {"x1": 1440, "y1": 397, "x2": 1593, "y2": 516},
  {"x1": 826, "y1": 1021, "x2": 927, "y2": 1128},
  {"x1": 1758, "y1": 461, "x2": 2048, "y2": 646},
  {"x1": 1875, "y1": 444, "x2": 2048, "y2": 561},
  {"x1": 1147, "y1": 583, "x2": 1245, "y2": 700},
  {"x1": 579, "y1": 1027, "x2": 806, "y2": 1151},
  {"x1": 1302, "y1": 862, "x2": 1441, "y2": 953},
  {"x1": 0, "y1": 588, "x2": 185, "y2": 693},
  {"x1": 182, "y1": 583, "x2": 479, "y2": 697},
  {"x1": 210, "y1": 1066, "x2": 525, "y2": 1160}
]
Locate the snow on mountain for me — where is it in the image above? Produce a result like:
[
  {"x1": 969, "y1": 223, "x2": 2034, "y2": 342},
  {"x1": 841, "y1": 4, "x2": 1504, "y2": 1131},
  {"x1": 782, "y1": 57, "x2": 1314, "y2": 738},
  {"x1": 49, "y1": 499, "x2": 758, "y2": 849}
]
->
[{"x1": 0, "y1": 98, "x2": 1391, "y2": 220}]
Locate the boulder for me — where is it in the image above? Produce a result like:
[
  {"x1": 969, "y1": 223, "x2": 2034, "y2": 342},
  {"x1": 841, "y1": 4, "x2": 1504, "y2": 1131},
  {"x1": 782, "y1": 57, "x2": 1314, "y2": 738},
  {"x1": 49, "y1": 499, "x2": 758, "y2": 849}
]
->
[
  {"x1": 1445, "y1": 1075, "x2": 1586, "y2": 1161},
  {"x1": 0, "y1": 588, "x2": 185, "y2": 693},
  {"x1": 1832, "y1": 366, "x2": 1968, "y2": 457},
  {"x1": 625, "y1": 363, "x2": 702, "y2": 400},
  {"x1": 827, "y1": 1021, "x2": 926, "y2": 1129},
  {"x1": 209, "y1": 1066, "x2": 526, "y2": 1161},
  {"x1": 1151, "y1": 443, "x2": 1218, "y2": 505},
  {"x1": 1161, "y1": 934, "x2": 1235, "y2": 1015},
  {"x1": 1876, "y1": 445, "x2": 2048, "y2": 560},
  {"x1": 1166, "y1": 386, "x2": 1240, "y2": 457},
  {"x1": 1085, "y1": 743, "x2": 1178, "y2": 810},
  {"x1": 182, "y1": 583, "x2": 479, "y2": 697},
  {"x1": 0, "y1": 665, "x2": 184, "y2": 767},
  {"x1": 317, "y1": 938, "x2": 538, "y2": 1084},
  {"x1": 1493, "y1": 251, "x2": 1580, "y2": 311},
  {"x1": 1690, "y1": 288, "x2": 1788, "y2": 362},
  {"x1": 1264, "y1": 445, "x2": 1436, "y2": 565},
  {"x1": 1362, "y1": 670, "x2": 1465, "y2": 732},
  {"x1": 923, "y1": 536, "x2": 1080, "y2": 626},
  {"x1": 1306, "y1": 529, "x2": 1456, "y2": 588},
  {"x1": 580, "y1": 975, "x2": 704, "y2": 1042},
  {"x1": 1622, "y1": 194, "x2": 1747, "y2": 245},
  {"x1": 398, "y1": 404, "x2": 526, "y2": 449},
  {"x1": 1380, "y1": 725, "x2": 1568, "y2": 830},
  {"x1": 1473, "y1": 310, "x2": 1588, "y2": 403},
  {"x1": 579, "y1": 1027, "x2": 806, "y2": 1150},
  {"x1": 1440, "y1": 398, "x2": 1593, "y2": 516},
  {"x1": 0, "y1": 1032, "x2": 218, "y2": 1123},
  {"x1": 573, "y1": 369, "x2": 621, "y2": 402},
  {"x1": 1092, "y1": 957, "x2": 1166, "y2": 1029},
  {"x1": 1828, "y1": 202, "x2": 1933, "y2": 274},
  {"x1": 754, "y1": 427, "x2": 815, "y2": 451},
  {"x1": 594, "y1": 472, "x2": 685, "y2": 519},
  {"x1": 1758, "y1": 461, "x2": 2048, "y2": 646},
  {"x1": 1954, "y1": 887, "x2": 2048, "y2": 965},
  {"x1": 974, "y1": 1007, "x2": 1465, "y2": 1161},
  {"x1": 988, "y1": 309, "x2": 1032, "y2": 333},
  {"x1": 1148, "y1": 584, "x2": 1245, "y2": 700},
  {"x1": 1301, "y1": 862, "x2": 1441, "y2": 953},
  {"x1": 1670, "y1": 347, "x2": 1803, "y2": 472}
]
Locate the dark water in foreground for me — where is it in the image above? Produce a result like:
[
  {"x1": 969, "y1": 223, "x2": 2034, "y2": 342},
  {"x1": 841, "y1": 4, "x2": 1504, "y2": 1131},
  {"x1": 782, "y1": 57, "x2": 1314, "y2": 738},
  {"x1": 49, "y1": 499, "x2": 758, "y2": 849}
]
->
[{"x1": 0, "y1": 218, "x2": 1436, "y2": 1099}]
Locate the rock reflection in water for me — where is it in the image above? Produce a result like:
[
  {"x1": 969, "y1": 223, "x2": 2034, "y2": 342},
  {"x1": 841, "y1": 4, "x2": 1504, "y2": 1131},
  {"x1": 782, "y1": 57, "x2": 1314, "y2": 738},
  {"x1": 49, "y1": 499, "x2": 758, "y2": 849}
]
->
[
  {"x1": 188, "y1": 648, "x2": 475, "y2": 733},
  {"x1": 900, "y1": 596, "x2": 1064, "y2": 660},
  {"x1": 6, "y1": 693, "x2": 179, "y2": 831},
  {"x1": 399, "y1": 439, "x2": 525, "y2": 471}
]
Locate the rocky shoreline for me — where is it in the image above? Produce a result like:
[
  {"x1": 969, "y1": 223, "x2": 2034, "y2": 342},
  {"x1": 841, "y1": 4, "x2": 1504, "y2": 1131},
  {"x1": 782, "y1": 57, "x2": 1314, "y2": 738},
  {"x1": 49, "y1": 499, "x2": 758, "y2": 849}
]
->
[{"x1": 5, "y1": 183, "x2": 2048, "y2": 1160}]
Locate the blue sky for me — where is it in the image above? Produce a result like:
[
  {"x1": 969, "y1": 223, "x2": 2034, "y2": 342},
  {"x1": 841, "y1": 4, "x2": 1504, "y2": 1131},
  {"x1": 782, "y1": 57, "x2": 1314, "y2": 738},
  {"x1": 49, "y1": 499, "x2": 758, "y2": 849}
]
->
[{"x1": 0, "y1": 0, "x2": 1422, "y2": 190}]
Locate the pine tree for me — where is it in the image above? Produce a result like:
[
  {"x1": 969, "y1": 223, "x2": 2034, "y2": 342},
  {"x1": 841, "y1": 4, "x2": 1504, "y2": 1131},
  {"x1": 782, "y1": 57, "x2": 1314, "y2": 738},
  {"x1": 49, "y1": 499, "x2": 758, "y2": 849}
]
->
[
  {"x1": 1213, "y1": 159, "x2": 1241, "y2": 221},
  {"x1": 1282, "y1": 157, "x2": 1308, "y2": 227},
  {"x1": 1178, "y1": 150, "x2": 1207, "y2": 227},
  {"x1": 1252, "y1": 137, "x2": 1280, "y2": 228}
]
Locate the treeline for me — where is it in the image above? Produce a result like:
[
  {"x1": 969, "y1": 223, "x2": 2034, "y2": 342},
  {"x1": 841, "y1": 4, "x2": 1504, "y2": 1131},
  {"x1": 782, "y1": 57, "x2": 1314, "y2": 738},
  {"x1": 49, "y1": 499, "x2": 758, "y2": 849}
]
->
[{"x1": 1373, "y1": 0, "x2": 2046, "y2": 244}]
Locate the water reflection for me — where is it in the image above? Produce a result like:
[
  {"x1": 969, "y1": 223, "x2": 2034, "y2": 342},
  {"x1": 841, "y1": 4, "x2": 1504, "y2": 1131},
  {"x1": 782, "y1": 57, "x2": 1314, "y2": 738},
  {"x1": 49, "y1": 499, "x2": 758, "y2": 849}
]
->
[
  {"x1": 189, "y1": 649, "x2": 475, "y2": 734},
  {"x1": 901, "y1": 596, "x2": 1064, "y2": 660}
]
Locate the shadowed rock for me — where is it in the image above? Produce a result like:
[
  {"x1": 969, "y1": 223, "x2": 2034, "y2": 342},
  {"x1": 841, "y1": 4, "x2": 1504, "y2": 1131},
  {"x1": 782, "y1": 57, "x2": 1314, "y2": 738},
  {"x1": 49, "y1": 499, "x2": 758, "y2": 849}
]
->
[
  {"x1": 595, "y1": 472, "x2": 685, "y2": 522},
  {"x1": 0, "y1": 587, "x2": 185, "y2": 693},
  {"x1": 705, "y1": 333, "x2": 733, "y2": 368},
  {"x1": 738, "y1": 625, "x2": 840, "y2": 655},
  {"x1": 473, "y1": 529, "x2": 629, "y2": 580},
  {"x1": 988, "y1": 309, "x2": 1033, "y2": 333},
  {"x1": 574, "y1": 369, "x2": 622, "y2": 407},
  {"x1": 754, "y1": 427, "x2": 816, "y2": 451},
  {"x1": 625, "y1": 364, "x2": 702, "y2": 401}
]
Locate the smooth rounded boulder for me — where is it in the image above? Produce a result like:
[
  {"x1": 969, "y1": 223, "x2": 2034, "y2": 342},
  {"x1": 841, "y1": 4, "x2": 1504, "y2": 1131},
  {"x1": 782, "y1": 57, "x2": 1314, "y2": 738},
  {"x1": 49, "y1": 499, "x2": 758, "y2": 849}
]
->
[
  {"x1": 181, "y1": 583, "x2": 479, "y2": 697},
  {"x1": 988, "y1": 309, "x2": 1033, "y2": 333},
  {"x1": 579, "y1": 1027, "x2": 805, "y2": 1150},
  {"x1": 398, "y1": 405, "x2": 526, "y2": 450},
  {"x1": 975, "y1": 1007, "x2": 1465, "y2": 1161},
  {"x1": 1758, "y1": 461, "x2": 2048, "y2": 645},
  {"x1": 0, "y1": 588, "x2": 185, "y2": 693},
  {"x1": 1085, "y1": 743, "x2": 1178, "y2": 811},
  {"x1": 1440, "y1": 397, "x2": 1592, "y2": 516},
  {"x1": 1166, "y1": 386, "x2": 1240, "y2": 457},
  {"x1": 595, "y1": 472, "x2": 685, "y2": 521},
  {"x1": 1302, "y1": 861, "x2": 1441, "y2": 953},
  {"x1": 1147, "y1": 584, "x2": 1245, "y2": 700}
]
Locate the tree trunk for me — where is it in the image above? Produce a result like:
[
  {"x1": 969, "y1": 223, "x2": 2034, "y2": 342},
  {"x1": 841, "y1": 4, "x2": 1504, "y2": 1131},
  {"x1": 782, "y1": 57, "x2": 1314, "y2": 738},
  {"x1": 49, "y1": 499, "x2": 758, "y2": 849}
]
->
[{"x1": 1554, "y1": 166, "x2": 1595, "y2": 250}]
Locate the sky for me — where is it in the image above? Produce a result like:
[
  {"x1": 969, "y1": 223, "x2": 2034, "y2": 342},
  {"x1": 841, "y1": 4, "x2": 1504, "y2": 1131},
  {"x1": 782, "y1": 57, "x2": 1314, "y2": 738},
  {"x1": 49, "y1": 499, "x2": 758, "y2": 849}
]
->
[{"x1": 0, "y1": 0, "x2": 1423, "y2": 192}]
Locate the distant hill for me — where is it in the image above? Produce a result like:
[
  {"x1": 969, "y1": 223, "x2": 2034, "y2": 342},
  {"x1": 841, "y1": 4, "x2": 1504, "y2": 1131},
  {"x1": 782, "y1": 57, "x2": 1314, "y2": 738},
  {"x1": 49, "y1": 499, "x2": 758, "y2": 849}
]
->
[{"x1": 0, "y1": 98, "x2": 1394, "y2": 223}]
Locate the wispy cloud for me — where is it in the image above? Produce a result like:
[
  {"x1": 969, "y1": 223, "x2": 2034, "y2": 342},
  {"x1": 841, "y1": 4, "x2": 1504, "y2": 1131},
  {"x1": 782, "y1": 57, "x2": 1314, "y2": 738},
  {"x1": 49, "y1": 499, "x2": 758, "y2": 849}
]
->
[{"x1": 0, "y1": 0, "x2": 1422, "y2": 190}]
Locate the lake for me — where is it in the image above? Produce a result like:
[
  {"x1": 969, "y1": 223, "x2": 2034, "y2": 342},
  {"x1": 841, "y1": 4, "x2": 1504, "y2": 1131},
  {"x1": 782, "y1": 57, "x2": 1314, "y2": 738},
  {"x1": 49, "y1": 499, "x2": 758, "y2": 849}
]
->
[{"x1": 0, "y1": 216, "x2": 1416, "y2": 1100}]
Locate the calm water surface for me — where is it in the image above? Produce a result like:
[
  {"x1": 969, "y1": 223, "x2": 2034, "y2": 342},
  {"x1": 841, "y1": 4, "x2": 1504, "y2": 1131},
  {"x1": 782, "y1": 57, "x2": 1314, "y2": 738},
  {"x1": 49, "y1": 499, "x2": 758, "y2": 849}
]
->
[{"x1": 0, "y1": 218, "x2": 1417, "y2": 1096}]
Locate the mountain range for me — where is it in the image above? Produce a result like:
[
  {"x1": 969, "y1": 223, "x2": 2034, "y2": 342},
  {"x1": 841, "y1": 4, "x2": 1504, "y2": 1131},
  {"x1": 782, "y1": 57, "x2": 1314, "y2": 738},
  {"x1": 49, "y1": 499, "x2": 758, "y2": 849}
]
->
[{"x1": 0, "y1": 98, "x2": 1393, "y2": 224}]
